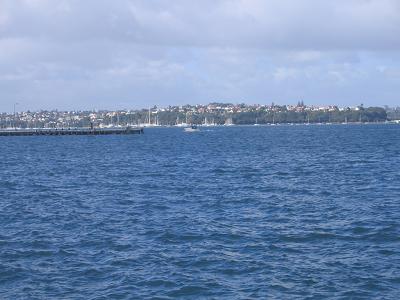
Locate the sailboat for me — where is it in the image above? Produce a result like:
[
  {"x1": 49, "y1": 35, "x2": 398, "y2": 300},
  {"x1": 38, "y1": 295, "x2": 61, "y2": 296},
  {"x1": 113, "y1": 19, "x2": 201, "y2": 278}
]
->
[
  {"x1": 145, "y1": 107, "x2": 152, "y2": 127},
  {"x1": 203, "y1": 116, "x2": 215, "y2": 127},
  {"x1": 224, "y1": 117, "x2": 234, "y2": 126},
  {"x1": 175, "y1": 113, "x2": 188, "y2": 127}
]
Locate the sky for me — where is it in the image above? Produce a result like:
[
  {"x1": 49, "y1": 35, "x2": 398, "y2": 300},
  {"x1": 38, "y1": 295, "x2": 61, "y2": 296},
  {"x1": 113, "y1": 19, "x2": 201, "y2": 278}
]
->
[{"x1": 0, "y1": 0, "x2": 399, "y2": 112}]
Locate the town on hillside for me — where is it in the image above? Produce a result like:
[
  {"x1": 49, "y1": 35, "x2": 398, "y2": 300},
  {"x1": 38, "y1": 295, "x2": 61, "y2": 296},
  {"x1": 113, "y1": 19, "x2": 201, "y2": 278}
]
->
[{"x1": 0, "y1": 102, "x2": 398, "y2": 129}]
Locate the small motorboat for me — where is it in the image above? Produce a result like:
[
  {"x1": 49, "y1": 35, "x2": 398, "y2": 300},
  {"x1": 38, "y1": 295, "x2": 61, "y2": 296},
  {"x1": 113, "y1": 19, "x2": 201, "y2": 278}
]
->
[{"x1": 184, "y1": 125, "x2": 200, "y2": 132}]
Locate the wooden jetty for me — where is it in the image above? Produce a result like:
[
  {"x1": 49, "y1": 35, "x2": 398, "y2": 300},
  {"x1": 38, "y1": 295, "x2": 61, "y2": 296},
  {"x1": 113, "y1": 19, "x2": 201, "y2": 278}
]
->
[{"x1": 0, "y1": 126, "x2": 144, "y2": 136}]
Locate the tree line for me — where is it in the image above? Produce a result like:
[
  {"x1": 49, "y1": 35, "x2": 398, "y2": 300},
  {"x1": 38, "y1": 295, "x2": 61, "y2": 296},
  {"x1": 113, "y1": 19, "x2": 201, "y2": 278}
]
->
[
  {"x1": 0, "y1": 106, "x2": 388, "y2": 128},
  {"x1": 147, "y1": 107, "x2": 387, "y2": 125}
]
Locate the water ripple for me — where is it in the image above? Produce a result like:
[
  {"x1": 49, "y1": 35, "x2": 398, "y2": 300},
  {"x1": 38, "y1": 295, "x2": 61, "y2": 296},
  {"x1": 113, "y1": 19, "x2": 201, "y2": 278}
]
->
[{"x1": 0, "y1": 125, "x2": 399, "y2": 299}]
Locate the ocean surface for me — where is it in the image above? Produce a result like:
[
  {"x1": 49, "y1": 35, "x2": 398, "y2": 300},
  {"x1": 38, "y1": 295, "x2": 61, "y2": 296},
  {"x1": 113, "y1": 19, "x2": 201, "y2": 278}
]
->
[{"x1": 0, "y1": 124, "x2": 399, "y2": 299}]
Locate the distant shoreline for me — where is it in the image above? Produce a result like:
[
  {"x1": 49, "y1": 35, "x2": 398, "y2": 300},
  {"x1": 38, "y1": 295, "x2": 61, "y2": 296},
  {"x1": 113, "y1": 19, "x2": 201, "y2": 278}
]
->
[
  {"x1": 2, "y1": 120, "x2": 399, "y2": 131},
  {"x1": 142, "y1": 121, "x2": 399, "y2": 128},
  {"x1": 1, "y1": 103, "x2": 398, "y2": 128}
]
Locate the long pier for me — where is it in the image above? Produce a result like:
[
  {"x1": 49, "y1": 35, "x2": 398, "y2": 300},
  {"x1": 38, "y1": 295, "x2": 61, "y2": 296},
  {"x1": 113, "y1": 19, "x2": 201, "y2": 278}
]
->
[{"x1": 0, "y1": 127, "x2": 144, "y2": 136}]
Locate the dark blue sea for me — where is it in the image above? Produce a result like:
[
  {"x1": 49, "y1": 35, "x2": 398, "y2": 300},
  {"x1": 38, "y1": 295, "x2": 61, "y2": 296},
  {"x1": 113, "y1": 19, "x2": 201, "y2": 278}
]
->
[{"x1": 1, "y1": 125, "x2": 399, "y2": 299}]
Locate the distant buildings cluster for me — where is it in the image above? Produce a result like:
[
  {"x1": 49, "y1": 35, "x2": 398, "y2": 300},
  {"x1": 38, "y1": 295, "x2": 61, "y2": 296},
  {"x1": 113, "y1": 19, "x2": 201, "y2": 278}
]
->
[
  {"x1": 0, "y1": 102, "x2": 397, "y2": 129},
  {"x1": 161, "y1": 102, "x2": 354, "y2": 114}
]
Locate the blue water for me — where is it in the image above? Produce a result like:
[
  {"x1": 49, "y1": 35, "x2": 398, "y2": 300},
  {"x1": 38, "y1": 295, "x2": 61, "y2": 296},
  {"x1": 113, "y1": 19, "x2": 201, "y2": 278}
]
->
[{"x1": 0, "y1": 125, "x2": 399, "y2": 299}]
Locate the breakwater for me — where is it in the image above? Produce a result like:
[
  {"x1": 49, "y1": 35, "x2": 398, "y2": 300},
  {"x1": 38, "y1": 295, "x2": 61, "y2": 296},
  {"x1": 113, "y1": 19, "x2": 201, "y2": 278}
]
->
[{"x1": 0, "y1": 127, "x2": 144, "y2": 136}]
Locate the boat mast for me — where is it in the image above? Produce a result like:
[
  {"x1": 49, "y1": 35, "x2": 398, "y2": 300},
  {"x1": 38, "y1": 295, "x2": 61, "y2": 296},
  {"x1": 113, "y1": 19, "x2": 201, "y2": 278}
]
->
[{"x1": 148, "y1": 107, "x2": 151, "y2": 126}]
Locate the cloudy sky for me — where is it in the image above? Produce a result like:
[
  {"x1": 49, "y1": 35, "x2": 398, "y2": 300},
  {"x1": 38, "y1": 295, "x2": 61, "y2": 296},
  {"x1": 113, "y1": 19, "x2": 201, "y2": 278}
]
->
[{"x1": 0, "y1": 0, "x2": 399, "y2": 111}]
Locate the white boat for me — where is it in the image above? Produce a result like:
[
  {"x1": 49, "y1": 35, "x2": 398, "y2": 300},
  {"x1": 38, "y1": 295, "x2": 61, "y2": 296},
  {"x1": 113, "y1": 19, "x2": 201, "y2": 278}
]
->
[{"x1": 184, "y1": 125, "x2": 200, "y2": 132}]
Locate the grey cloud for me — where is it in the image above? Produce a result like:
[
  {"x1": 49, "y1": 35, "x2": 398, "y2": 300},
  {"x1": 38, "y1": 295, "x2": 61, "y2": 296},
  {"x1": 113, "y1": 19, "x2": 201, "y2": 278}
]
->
[{"x1": 1, "y1": 0, "x2": 400, "y2": 50}]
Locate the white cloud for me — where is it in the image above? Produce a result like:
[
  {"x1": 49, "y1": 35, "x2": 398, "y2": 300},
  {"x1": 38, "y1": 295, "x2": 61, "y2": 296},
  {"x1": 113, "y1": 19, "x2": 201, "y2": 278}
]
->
[{"x1": 0, "y1": 0, "x2": 399, "y2": 110}]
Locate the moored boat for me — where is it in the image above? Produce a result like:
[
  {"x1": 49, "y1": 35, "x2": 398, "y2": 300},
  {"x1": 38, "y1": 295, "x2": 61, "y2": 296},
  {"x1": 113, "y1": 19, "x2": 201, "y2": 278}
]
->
[{"x1": 184, "y1": 125, "x2": 200, "y2": 132}]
